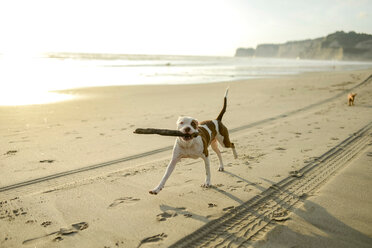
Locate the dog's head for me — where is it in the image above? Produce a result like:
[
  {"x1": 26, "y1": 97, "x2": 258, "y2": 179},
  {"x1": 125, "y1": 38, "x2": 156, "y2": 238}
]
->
[
  {"x1": 348, "y1": 93, "x2": 357, "y2": 100},
  {"x1": 177, "y1": 116, "x2": 198, "y2": 142}
]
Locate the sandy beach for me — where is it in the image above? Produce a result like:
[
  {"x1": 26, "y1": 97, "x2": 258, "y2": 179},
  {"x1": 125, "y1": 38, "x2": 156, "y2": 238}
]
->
[
  {"x1": 252, "y1": 146, "x2": 372, "y2": 248},
  {"x1": 1, "y1": 69, "x2": 372, "y2": 247}
]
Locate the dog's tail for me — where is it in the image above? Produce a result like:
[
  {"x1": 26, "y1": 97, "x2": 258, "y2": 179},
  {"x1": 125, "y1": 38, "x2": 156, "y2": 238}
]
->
[{"x1": 217, "y1": 88, "x2": 229, "y2": 121}]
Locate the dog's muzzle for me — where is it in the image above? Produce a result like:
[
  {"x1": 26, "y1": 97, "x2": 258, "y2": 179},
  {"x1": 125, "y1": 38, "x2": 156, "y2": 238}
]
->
[
  {"x1": 182, "y1": 134, "x2": 194, "y2": 141},
  {"x1": 180, "y1": 127, "x2": 195, "y2": 141}
]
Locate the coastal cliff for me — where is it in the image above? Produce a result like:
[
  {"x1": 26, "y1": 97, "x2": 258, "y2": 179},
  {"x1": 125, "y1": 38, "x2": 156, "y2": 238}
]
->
[{"x1": 235, "y1": 31, "x2": 372, "y2": 61}]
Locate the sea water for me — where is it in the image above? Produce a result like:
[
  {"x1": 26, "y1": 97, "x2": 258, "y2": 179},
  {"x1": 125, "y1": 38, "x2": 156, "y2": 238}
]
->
[{"x1": 1, "y1": 54, "x2": 372, "y2": 105}]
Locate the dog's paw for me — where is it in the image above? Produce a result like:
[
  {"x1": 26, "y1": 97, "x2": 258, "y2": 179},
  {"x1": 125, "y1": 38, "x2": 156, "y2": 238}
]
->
[
  {"x1": 149, "y1": 188, "x2": 161, "y2": 195},
  {"x1": 218, "y1": 167, "x2": 224, "y2": 172},
  {"x1": 233, "y1": 149, "x2": 238, "y2": 159},
  {"x1": 201, "y1": 183, "x2": 211, "y2": 188}
]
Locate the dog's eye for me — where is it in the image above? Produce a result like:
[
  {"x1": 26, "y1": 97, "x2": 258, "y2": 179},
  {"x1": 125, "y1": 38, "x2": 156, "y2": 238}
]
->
[{"x1": 180, "y1": 122, "x2": 184, "y2": 125}]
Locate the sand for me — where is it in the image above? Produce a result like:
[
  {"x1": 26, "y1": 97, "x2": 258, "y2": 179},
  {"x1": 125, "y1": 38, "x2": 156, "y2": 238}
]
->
[
  {"x1": 0, "y1": 69, "x2": 372, "y2": 247},
  {"x1": 252, "y1": 147, "x2": 372, "y2": 248}
]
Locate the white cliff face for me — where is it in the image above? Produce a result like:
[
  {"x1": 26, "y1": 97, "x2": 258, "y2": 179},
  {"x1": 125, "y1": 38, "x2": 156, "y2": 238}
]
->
[{"x1": 235, "y1": 31, "x2": 372, "y2": 61}]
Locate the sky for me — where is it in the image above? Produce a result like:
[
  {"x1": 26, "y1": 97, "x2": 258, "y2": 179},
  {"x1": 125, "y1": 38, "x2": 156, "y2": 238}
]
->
[{"x1": 0, "y1": 0, "x2": 372, "y2": 56}]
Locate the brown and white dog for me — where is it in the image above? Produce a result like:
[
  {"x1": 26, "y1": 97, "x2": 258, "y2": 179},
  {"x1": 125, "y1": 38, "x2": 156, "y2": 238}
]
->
[
  {"x1": 149, "y1": 88, "x2": 238, "y2": 195},
  {"x1": 348, "y1": 93, "x2": 357, "y2": 106}
]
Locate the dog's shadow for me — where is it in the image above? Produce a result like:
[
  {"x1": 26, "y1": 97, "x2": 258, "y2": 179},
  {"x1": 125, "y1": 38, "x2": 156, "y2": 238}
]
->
[
  {"x1": 209, "y1": 184, "x2": 245, "y2": 204},
  {"x1": 210, "y1": 170, "x2": 266, "y2": 204}
]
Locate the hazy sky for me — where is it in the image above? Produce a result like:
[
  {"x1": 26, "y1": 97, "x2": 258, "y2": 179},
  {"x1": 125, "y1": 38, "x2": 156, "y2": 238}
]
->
[{"x1": 1, "y1": 0, "x2": 371, "y2": 56}]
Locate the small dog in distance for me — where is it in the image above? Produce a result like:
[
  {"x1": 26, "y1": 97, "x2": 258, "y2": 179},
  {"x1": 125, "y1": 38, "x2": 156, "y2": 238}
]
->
[{"x1": 348, "y1": 93, "x2": 357, "y2": 106}]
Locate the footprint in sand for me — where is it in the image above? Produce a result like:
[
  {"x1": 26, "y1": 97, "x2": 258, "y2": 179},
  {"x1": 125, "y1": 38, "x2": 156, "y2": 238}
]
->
[
  {"x1": 137, "y1": 233, "x2": 167, "y2": 248},
  {"x1": 41, "y1": 221, "x2": 52, "y2": 227},
  {"x1": 272, "y1": 208, "x2": 290, "y2": 222},
  {"x1": 52, "y1": 222, "x2": 88, "y2": 242},
  {"x1": 289, "y1": 170, "x2": 303, "y2": 178},
  {"x1": 156, "y1": 207, "x2": 189, "y2": 221},
  {"x1": 9, "y1": 139, "x2": 30, "y2": 143},
  {"x1": 108, "y1": 197, "x2": 140, "y2": 208},
  {"x1": 275, "y1": 147, "x2": 286, "y2": 151},
  {"x1": 302, "y1": 149, "x2": 312, "y2": 152},
  {"x1": 156, "y1": 212, "x2": 178, "y2": 221},
  {"x1": 23, "y1": 222, "x2": 88, "y2": 245},
  {"x1": 208, "y1": 203, "x2": 217, "y2": 208},
  {"x1": 244, "y1": 187, "x2": 253, "y2": 192},
  {"x1": 39, "y1": 160, "x2": 55, "y2": 163},
  {"x1": 4, "y1": 150, "x2": 18, "y2": 156}
]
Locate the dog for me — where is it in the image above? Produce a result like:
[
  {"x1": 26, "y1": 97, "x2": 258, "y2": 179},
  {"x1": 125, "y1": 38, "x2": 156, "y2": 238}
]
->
[
  {"x1": 149, "y1": 88, "x2": 238, "y2": 195},
  {"x1": 348, "y1": 93, "x2": 357, "y2": 106}
]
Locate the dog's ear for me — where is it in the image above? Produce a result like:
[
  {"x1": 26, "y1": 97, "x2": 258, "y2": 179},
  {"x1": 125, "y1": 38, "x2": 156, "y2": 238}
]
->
[
  {"x1": 192, "y1": 119, "x2": 199, "y2": 127},
  {"x1": 353, "y1": 93, "x2": 357, "y2": 97}
]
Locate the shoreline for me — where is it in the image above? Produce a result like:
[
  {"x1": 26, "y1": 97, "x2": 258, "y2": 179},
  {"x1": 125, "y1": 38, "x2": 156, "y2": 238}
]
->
[
  {"x1": 53, "y1": 67, "x2": 372, "y2": 94},
  {"x1": 1, "y1": 56, "x2": 372, "y2": 107},
  {"x1": 1, "y1": 69, "x2": 372, "y2": 247}
]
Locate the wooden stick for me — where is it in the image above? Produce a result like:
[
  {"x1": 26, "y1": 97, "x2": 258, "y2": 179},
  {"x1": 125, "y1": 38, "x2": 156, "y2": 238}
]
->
[{"x1": 133, "y1": 128, "x2": 199, "y2": 137}]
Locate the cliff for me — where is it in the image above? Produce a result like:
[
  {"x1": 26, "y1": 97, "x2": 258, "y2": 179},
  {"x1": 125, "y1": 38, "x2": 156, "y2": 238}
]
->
[{"x1": 235, "y1": 31, "x2": 372, "y2": 61}]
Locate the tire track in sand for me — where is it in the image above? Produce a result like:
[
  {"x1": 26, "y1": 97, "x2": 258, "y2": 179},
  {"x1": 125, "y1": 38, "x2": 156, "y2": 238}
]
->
[
  {"x1": 0, "y1": 74, "x2": 371, "y2": 196},
  {"x1": 170, "y1": 121, "x2": 372, "y2": 248}
]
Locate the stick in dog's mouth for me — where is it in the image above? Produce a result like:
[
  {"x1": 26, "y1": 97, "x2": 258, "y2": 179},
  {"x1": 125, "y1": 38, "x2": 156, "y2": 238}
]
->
[{"x1": 134, "y1": 128, "x2": 199, "y2": 138}]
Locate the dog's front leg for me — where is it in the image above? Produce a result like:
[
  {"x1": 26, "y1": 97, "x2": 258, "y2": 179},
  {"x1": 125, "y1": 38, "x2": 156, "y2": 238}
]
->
[
  {"x1": 201, "y1": 156, "x2": 211, "y2": 188},
  {"x1": 149, "y1": 156, "x2": 180, "y2": 195}
]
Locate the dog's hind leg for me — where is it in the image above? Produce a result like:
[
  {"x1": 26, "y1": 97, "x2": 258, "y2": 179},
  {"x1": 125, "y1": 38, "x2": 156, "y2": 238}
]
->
[
  {"x1": 217, "y1": 123, "x2": 238, "y2": 159},
  {"x1": 230, "y1": 143, "x2": 238, "y2": 159},
  {"x1": 211, "y1": 139, "x2": 224, "y2": 171},
  {"x1": 223, "y1": 139, "x2": 238, "y2": 159}
]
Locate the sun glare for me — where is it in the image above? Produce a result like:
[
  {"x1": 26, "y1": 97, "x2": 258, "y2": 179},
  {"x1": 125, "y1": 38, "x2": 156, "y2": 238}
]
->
[
  {"x1": 0, "y1": 90, "x2": 75, "y2": 106},
  {"x1": 0, "y1": 53, "x2": 76, "y2": 106}
]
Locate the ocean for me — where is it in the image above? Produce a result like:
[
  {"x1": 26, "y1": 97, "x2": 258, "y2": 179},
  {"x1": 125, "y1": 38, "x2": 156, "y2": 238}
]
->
[{"x1": 1, "y1": 53, "x2": 372, "y2": 105}]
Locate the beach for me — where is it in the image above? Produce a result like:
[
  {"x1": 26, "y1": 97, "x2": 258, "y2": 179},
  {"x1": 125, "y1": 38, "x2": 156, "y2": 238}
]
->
[
  {"x1": 1, "y1": 69, "x2": 372, "y2": 247},
  {"x1": 252, "y1": 146, "x2": 372, "y2": 248}
]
